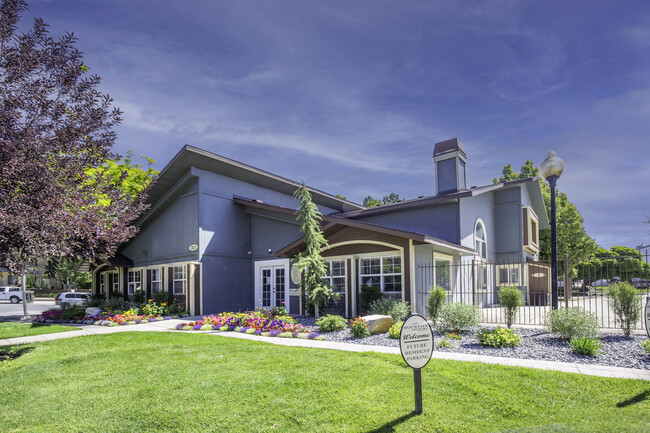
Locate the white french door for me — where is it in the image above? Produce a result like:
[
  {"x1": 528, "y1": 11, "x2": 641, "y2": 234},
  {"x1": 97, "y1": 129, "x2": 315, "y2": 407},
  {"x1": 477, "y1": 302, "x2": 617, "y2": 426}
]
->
[{"x1": 255, "y1": 259, "x2": 289, "y2": 309}]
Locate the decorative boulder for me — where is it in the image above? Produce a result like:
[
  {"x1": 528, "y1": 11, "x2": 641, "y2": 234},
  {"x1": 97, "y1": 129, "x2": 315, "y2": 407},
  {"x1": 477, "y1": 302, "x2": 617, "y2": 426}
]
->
[
  {"x1": 363, "y1": 315, "x2": 394, "y2": 334},
  {"x1": 85, "y1": 307, "x2": 101, "y2": 317}
]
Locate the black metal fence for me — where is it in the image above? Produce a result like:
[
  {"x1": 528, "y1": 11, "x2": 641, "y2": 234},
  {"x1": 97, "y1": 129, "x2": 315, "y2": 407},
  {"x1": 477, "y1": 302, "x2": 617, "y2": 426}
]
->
[{"x1": 417, "y1": 251, "x2": 650, "y2": 330}]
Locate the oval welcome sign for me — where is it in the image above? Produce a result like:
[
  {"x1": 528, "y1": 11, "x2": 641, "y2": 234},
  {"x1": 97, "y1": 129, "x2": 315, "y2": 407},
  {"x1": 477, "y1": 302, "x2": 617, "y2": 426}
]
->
[{"x1": 399, "y1": 314, "x2": 434, "y2": 369}]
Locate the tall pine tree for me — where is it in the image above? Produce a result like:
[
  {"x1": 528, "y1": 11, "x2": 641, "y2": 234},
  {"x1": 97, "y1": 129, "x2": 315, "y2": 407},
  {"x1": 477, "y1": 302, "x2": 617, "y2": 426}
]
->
[{"x1": 293, "y1": 183, "x2": 338, "y2": 318}]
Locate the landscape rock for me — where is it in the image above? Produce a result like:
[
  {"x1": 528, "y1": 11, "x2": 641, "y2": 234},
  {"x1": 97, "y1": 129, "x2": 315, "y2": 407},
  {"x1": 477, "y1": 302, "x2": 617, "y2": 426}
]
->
[
  {"x1": 363, "y1": 315, "x2": 394, "y2": 334},
  {"x1": 85, "y1": 307, "x2": 102, "y2": 317}
]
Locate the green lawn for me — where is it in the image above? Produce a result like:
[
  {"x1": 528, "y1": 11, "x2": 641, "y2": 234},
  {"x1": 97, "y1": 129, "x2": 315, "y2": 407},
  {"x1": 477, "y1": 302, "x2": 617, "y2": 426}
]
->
[
  {"x1": 0, "y1": 322, "x2": 75, "y2": 339},
  {"x1": 0, "y1": 333, "x2": 648, "y2": 433}
]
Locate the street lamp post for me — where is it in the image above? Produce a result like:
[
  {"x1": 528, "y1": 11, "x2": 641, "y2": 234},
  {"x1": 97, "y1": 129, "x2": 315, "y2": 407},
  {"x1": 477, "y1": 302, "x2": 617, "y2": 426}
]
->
[{"x1": 540, "y1": 151, "x2": 564, "y2": 310}]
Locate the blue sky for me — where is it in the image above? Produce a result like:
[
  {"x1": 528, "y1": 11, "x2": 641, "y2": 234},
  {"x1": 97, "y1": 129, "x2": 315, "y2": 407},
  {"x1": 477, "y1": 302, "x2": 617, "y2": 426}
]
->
[{"x1": 23, "y1": 0, "x2": 650, "y2": 251}]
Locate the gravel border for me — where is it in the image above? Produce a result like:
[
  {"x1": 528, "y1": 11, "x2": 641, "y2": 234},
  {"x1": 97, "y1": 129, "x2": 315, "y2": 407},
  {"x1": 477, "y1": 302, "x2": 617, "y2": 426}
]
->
[{"x1": 295, "y1": 316, "x2": 650, "y2": 370}]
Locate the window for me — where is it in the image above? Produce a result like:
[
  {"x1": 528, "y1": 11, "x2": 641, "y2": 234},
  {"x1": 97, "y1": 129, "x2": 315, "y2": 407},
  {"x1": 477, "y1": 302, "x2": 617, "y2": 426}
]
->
[
  {"x1": 324, "y1": 260, "x2": 346, "y2": 292},
  {"x1": 173, "y1": 266, "x2": 186, "y2": 295},
  {"x1": 522, "y1": 206, "x2": 540, "y2": 253},
  {"x1": 99, "y1": 274, "x2": 105, "y2": 294},
  {"x1": 128, "y1": 270, "x2": 141, "y2": 295},
  {"x1": 151, "y1": 268, "x2": 162, "y2": 293},
  {"x1": 435, "y1": 258, "x2": 452, "y2": 291},
  {"x1": 360, "y1": 255, "x2": 401, "y2": 293},
  {"x1": 474, "y1": 219, "x2": 487, "y2": 260},
  {"x1": 497, "y1": 266, "x2": 520, "y2": 285}
]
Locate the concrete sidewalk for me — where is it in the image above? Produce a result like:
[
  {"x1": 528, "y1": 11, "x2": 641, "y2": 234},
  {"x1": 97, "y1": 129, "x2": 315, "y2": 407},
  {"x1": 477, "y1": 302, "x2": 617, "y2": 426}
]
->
[{"x1": 2, "y1": 319, "x2": 648, "y2": 381}]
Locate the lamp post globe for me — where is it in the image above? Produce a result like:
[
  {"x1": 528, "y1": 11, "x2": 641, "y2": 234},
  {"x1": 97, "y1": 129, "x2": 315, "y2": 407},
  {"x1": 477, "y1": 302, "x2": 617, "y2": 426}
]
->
[{"x1": 541, "y1": 151, "x2": 564, "y2": 310}]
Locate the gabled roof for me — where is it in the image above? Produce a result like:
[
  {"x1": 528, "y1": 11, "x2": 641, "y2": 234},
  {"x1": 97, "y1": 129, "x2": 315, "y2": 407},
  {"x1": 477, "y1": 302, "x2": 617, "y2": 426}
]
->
[
  {"x1": 233, "y1": 196, "x2": 478, "y2": 257},
  {"x1": 337, "y1": 177, "x2": 550, "y2": 229},
  {"x1": 145, "y1": 145, "x2": 363, "y2": 213}
]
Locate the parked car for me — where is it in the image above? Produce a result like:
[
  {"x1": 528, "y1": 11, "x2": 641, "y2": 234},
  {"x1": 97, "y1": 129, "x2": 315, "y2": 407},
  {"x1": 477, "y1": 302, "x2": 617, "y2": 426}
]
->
[
  {"x1": 589, "y1": 277, "x2": 621, "y2": 288},
  {"x1": 0, "y1": 286, "x2": 34, "y2": 304},
  {"x1": 54, "y1": 292, "x2": 91, "y2": 306},
  {"x1": 628, "y1": 278, "x2": 650, "y2": 289}
]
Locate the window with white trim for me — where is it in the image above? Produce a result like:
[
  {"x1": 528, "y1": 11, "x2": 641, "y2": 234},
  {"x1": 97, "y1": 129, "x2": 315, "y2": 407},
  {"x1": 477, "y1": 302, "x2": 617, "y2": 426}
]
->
[
  {"x1": 324, "y1": 260, "x2": 346, "y2": 292},
  {"x1": 151, "y1": 268, "x2": 162, "y2": 293},
  {"x1": 474, "y1": 219, "x2": 487, "y2": 260},
  {"x1": 127, "y1": 270, "x2": 141, "y2": 295},
  {"x1": 173, "y1": 266, "x2": 186, "y2": 295},
  {"x1": 360, "y1": 255, "x2": 401, "y2": 293},
  {"x1": 99, "y1": 274, "x2": 105, "y2": 294},
  {"x1": 435, "y1": 258, "x2": 452, "y2": 291},
  {"x1": 111, "y1": 273, "x2": 119, "y2": 293},
  {"x1": 497, "y1": 265, "x2": 520, "y2": 286},
  {"x1": 522, "y1": 206, "x2": 540, "y2": 253}
]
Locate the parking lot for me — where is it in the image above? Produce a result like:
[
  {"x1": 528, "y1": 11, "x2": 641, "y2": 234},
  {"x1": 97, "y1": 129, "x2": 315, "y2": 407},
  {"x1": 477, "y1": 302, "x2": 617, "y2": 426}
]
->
[{"x1": 0, "y1": 299, "x2": 58, "y2": 321}]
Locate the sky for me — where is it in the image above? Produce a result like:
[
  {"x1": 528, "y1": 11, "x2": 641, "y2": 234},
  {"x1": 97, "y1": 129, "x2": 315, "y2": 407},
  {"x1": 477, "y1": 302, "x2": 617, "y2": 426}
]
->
[{"x1": 19, "y1": 0, "x2": 650, "y2": 251}]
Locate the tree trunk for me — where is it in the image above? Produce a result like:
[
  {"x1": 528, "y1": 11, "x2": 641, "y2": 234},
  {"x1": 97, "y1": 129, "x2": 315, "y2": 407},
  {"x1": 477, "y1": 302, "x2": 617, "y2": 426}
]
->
[
  {"x1": 314, "y1": 303, "x2": 320, "y2": 319},
  {"x1": 21, "y1": 269, "x2": 28, "y2": 318}
]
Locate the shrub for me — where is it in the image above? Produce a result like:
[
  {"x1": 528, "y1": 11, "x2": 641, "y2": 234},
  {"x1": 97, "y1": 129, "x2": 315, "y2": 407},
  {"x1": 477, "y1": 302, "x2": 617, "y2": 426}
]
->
[
  {"x1": 368, "y1": 297, "x2": 411, "y2": 322},
  {"x1": 478, "y1": 327, "x2": 521, "y2": 348},
  {"x1": 606, "y1": 282, "x2": 641, "y2": 337},
  {"x1": 544, "y1": 307, "x2": 597, "y2": 340},
  {"x1": 360, "y1": 285, "x2": 383, "y2": 310},
  {"x1": 388, "y1": 321, "x2": 403, "y2": 339},
  {"x1": 499, "y1": 286, "x2": 523, "y2": 328},
  {"x1": 445, "y1": 332, "x2": 462, "y2": 340},
  {"x1": 60, "y1": 306, "x2": 86, "y2": 320},
  {"x1": 437, "y1": 303, "x2": 481, "y2": 334},
  {"x1": 349, "y1": 316, "x2": 370, "y2": 338},
  {"x1": 437, "y1": 338, "x2": 454, "y2": 348},
  {"x1": 641, "y1": 340, "x2": 650, "y2": 354},
  {"x1": 427, "y1": 286, "x2": 446, "y2": 324},
  {"x1": 569, "y1": 337, "x2": 604, "y2": 357},
  {"x1": 316, "y1": 314, "x2": 347, "y2": 332}
]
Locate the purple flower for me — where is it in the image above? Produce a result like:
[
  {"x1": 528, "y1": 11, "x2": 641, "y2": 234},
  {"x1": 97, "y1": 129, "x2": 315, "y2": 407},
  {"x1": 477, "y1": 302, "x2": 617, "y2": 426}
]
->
[
  {"x1": 163, "y1": 316, "x2": 171, "y2": 320},
  {"x1": 308, "y1": 333, "x2": 320, "y2": 340},
  {"x1": 212, "y1": 324, "x2": 220, "y2": 330},
  {"x1": 239, "y1": 326, "x2": 250, "y2": 333},
  {"x1": 176, "y1": 323, "x2": 185, "y2": 330},
  {"x1": 269, "y1": 330, "x2": 281, "y2": 337},
  {"x1": 254, "y1": 329, "x2": 263, "y2": 335},
  {"x1": 193, "y1": 324, "x2": 202, "y2": 330}
]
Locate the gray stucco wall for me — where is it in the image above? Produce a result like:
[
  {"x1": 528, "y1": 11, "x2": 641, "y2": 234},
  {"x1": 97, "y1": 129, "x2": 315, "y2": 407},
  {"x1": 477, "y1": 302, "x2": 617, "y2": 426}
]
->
[
  {"x1": 355, "y1": 202, "x2": 459, "y2": 243},
  {"x1": 493, "y1": 188, "x2": 524, "y2": 260},
  {"x1": 121, "y1": 180, "x2": 200, "y2": 267}
]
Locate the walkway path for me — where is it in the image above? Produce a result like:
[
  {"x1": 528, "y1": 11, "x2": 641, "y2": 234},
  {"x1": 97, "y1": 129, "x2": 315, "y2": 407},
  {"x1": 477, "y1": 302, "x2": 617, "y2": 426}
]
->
[{"x1": 2, "y1": 318, "x2": 648, "y2": 382}]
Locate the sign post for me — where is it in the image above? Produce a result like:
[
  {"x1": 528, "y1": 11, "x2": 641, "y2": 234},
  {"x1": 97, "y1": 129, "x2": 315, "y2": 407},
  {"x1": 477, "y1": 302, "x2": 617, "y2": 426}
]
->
[
  {"x1": 645, "y1": 296, "x2": 650, "y2": 338},
  {"x1": 399, "y1": 314, "x2": 434, "y2": 414}
]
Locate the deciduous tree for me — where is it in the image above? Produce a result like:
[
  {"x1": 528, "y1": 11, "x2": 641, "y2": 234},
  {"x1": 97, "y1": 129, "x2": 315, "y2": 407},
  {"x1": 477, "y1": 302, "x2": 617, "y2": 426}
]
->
[{"x1": 0, "y1": 1, "x2": 148, "y2": 313}]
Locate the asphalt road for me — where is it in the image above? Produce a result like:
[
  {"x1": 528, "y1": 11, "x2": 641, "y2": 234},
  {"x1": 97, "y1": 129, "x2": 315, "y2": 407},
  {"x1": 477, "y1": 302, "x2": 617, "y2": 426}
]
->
[{"x1": 0, "y1": 299, "x2": 58, "y2": 321}]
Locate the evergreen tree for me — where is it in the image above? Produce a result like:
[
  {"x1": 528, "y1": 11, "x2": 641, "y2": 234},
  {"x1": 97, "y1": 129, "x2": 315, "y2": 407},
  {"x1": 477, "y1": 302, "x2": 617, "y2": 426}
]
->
[{"x1": 293, "y1": 183, "x2": 338, "y2": 318}]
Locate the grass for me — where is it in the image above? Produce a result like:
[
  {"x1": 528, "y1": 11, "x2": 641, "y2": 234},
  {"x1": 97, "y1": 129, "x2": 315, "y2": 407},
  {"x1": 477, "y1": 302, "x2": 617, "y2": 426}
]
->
[
  {"x1": 0, "y1": 332, "x2": 648, "y2": 433},
  {"x1": 0, "y1": 322, "x2": 75, "y2": 339}
]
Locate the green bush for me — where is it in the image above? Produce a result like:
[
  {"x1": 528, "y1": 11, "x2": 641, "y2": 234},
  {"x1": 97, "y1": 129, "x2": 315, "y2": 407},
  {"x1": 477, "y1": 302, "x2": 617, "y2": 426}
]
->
[
  {"x1": 641, "y1": 340, "x2": 650, "y2": 354},
  {"x1": 360, "y1": 285, "x2": 383, "y2": 310},
  {"x1": 316, "y1": 314, "x2": 347, "y2": 332},
  {"x1": 437, "y1": 338, "x2": 454, "y2": 348},
  {"x1": 606, "y1": 282, "x2": 641, "y2": 337},
  {"x1": 498, "y1": 286, "x2": 523, "y2": 328},
  {"x1": 477, "y1": 327, "x2": 521, "y2": 348},
  {"x1": 445, "y1": 332, "x2": 462, "y2": 340},
  {"x1": 437, "y1": 303, "x2": 481, "y2": 334},
  {"x1": 349, "y1": 316, "x2": 370, "y2": 338},
  {"x1": 427, "y1": 286, "x2": 446, "y2": 324},
  {"x1": 368, "y1": 297, "x2": 411, "y2": 321},
  {"x1": 60, "y1": 305, "x2": 86, "y2": 320},
  {"x1": 544, "y1": 307, "x2": 598, "y2": 340},
  {"x1": 388, "y1": 321, "x2": 403, "y2": 339},
  {"x1": 568, "y1": 337, "x2": 604, "y2": 357}
]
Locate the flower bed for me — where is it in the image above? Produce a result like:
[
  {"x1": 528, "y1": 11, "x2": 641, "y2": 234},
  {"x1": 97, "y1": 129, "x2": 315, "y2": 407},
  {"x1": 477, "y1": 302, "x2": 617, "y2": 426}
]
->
[
  {"x1": 176, "y1": 312, "x2": 324, "y2": 340},
  {"x1": 33, "y1": 307, "x2": 184, "y2": 327}
]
